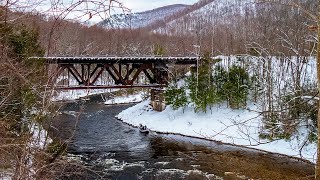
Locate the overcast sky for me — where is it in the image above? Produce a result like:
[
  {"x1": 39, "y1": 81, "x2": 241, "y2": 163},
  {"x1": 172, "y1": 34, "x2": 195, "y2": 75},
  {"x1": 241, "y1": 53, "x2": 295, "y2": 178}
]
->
[
  {"x1": 120, "y1": 0, "x2": 199, "y2": 12},
  {"x1": 4, "y1": 0, "x2": 199, "y2": 23}
]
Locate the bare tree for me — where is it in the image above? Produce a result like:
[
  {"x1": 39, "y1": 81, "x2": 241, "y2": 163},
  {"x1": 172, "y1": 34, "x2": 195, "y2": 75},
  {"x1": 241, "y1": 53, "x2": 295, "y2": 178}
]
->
[
  {"x1": 316, "y1": 3, "x2": 320, "y2": 179},
  {"x1": 0, "y1": 0, "x2": 128, "y2": 179}
]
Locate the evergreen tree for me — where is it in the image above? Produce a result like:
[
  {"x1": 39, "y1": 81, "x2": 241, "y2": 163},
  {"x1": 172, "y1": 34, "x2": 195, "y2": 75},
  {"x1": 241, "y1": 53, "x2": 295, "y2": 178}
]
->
[
  {"x1": 188, "y1": 53, "x2": 219, "y2": 112},
  {"x1": 212, "y1": 64, "x2": 252, "y2": 109},
  {"x1": 153, "y1": 44, "x2": 165, "y2": 56},
  {"x1": 0, "y1": 22, "x2": 45, "y2": 132},
  {"x1": 165, "y1": 83, "x2": 188, "y2": 110},
  {"x1": 222, "y1": 65, "x2": 250, "y2": 109},
  {"x1": 8, "y1": 25, "x2": 44, "y2": 59},
  {"x1": 213, "y1": 65, "x2": 228, "y2": 100}
]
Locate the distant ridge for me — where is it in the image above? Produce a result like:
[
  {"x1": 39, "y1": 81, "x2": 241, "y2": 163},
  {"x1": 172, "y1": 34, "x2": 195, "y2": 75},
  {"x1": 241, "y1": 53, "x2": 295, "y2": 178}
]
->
[
  {"x1": 150, "y1": 0, "x2": 256, "y2": 35},
  {"x1": 146, "y1": 0, "x2": 215, "y2": 30},
  {"x1": 97, "y1": 4, "x2": 189, "y2": 29}
]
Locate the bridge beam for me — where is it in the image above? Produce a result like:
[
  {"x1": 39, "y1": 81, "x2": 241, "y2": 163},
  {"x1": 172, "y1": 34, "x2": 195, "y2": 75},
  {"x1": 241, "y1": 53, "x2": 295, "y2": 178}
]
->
[{"x1": 51, "y1": 62, "x2": 170, "y2": 88}]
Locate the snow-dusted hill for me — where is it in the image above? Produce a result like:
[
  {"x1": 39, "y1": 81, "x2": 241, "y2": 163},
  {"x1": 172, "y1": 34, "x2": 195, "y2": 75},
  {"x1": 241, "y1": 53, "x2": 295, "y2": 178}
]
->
[
  {"x1": 97, "y1": 4, "x2": 189, "y2": 29},
  {"x1": 153, "y1": 0, "x2": 255, "y2": 35},
  {"x1": 97, "y1": 0, "x2": 250, "y2": 32}
]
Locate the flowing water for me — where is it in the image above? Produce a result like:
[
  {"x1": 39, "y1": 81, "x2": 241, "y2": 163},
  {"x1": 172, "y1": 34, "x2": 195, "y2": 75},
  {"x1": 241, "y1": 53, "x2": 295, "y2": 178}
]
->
[{"x1": 49, "y1": 95, "x2": 314, "y2": 180}]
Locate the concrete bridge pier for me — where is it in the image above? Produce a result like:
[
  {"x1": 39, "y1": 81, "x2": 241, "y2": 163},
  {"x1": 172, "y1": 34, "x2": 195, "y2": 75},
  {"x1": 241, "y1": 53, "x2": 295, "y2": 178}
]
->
[
  {"x1": 150, "y1": 62, "x2": 168, "y2": 112},
  {"x1": 150, "y1": 88, "x2": 165, "y2": 112}
]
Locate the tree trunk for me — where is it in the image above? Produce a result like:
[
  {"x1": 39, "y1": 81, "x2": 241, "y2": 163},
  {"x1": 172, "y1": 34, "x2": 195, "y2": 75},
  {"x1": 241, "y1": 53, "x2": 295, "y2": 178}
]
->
[{"x1": 316, "y1": 4, "x2": 320, "y2": 179}]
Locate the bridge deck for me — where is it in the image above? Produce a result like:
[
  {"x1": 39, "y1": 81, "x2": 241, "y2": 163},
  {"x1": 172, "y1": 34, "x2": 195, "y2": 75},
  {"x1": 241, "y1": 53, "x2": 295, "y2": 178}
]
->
[{"x1": 32, "y1": 56, "x2": 199, "y2": 64}]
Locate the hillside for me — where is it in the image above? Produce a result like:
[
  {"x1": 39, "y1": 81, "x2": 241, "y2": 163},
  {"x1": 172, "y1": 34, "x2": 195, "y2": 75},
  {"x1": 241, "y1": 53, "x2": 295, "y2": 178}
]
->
[
  {"x1": 150, "y1": 0, "x2": 315, "y2": 55},
  {"x1": 152, "y1": 0, "x2": 255, "y2": 34},
  {"x1": 97, "y1": 4, "x2": 189, "y2": 29}
]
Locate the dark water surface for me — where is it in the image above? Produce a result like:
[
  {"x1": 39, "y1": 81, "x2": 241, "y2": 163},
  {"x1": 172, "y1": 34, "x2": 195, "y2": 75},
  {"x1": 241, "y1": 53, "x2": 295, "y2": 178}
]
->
[{"x1": 50, "y1": 95, "x2": 314, "y2": 180}]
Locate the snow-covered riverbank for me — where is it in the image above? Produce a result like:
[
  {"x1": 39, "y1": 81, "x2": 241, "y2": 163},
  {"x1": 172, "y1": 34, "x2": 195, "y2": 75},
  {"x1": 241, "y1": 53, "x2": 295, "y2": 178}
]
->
[
  {"x1": 51, "y1": 84, "x2": 317, "y2": 163},
  {"x1": 116, "y1": 100, "x2": 317, "y2": 163}
]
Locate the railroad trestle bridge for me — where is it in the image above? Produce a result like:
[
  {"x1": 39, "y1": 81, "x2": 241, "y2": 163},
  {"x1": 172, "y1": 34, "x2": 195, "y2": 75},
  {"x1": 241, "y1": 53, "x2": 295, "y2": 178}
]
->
[
  {"x1": 36, "y1": 56, "x2": 199, "y2": 90},
  {"x1": 32, "y1": 56, "x2": 200, "y2": 111}
]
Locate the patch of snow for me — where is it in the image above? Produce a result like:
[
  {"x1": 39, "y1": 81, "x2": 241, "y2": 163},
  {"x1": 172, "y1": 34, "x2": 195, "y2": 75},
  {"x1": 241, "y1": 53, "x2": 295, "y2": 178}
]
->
[
  {"x1": 105, "y1": 93, "x2": 144, "y2": 105},
  {"x1": 156, "y1": 168, "x2": 186, "y2": 175},
  {"x1": 187, "y1": 169, "x2": 223, "y2": 179},
  {"x1": 155, "y1": 162, "x2": 170, "y2": 166},
  {"x1": 30, "y1": 123, "x2": 52, "y2": 149},
  {"x1": 156, "y1": 168, "x2": 222, "y2": 179},
  {"x1": 206, "y1": 173, "x2": 224, "y2": 180},
  {"x1": 104, "y1": 160, "x2": 145, "y2": 172},
  {"x1": 0, "y1": 173, "x2": 12, "y2": 180},
  {"x1": 142, "y1": 168, "x2": 155, "y2": 174},
  {"x1": 18, "y1": 122, "x2": 53, "y2": 179},
  {"x1": 98, "y1": 159, "x2": 120, "y2": 166},
  {"x1": 175, "y1": 158, "x2": 184, "y2": 161},
  {"x1": 109, "y1": 164, "x2": 126, "y2": 171},
  {"x1": 124, "y1": 161, "x2": 145, "y2": 168},
  {"x1": 190, "y1": 164, "x2": 201, "y2": 168},
  {"x1": 53, "y1": 89, "x2": 117, "y2": 101},
  {"x1": 66, "y1": 154, "x2": 85, "y2": 162}
]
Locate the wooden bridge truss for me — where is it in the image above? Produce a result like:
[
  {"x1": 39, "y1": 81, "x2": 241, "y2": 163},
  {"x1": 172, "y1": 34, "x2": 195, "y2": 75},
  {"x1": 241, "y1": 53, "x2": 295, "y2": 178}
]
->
[{"x1": 34, "y1": 57, "x2": 199, "y2": 90}]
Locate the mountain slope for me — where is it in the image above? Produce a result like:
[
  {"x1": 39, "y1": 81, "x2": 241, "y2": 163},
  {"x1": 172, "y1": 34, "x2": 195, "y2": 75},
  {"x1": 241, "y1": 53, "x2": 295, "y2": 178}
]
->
[
  {"x1": 98, "y1": 4, "x2": 189, "y2": 29},
  {"x1": 152, "y1": 0, "x2": 255, "y2": 34}
]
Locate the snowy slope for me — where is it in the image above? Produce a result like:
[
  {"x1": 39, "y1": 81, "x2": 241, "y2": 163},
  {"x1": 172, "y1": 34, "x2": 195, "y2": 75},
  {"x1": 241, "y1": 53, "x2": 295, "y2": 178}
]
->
[
  {"x1": 98, "y1": 4, "x2": 189, "y2": 29},
  {"x1": 154, "y1": 0, "x2": 255, "y2": 34},
  {"x1": 117, "y1": 100, "x2": 316, "y2": 163}
]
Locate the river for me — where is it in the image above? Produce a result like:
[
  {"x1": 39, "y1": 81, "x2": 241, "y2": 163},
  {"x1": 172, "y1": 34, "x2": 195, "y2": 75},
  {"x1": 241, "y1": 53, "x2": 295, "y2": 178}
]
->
[{"x1": 49, "y1": 95, "x2": 314, "y2": 180}]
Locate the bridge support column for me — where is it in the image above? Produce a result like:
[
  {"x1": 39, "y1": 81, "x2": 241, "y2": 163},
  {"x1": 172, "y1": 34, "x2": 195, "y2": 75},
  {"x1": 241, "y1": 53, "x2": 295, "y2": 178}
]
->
[{"x1": 150, "y1": 88, "x2": 165, "y2": 112}]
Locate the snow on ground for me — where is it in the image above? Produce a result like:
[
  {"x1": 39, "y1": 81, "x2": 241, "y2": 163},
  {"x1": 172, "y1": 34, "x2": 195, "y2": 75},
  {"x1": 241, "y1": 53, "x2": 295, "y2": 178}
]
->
[
  {"x1": 30, "y1": 123, "x2": 52, "y2": 149},
  {"x1": 24, "y1": 123, "x2": 53, "y2": 178},
  {"x1": 105, "y1": 92, "x2": 145, "y2": 105},
  {"x1": 52, "y1": 75, "x2": 120, "y2": 101},
  {"x1": 117, "y1": 100, "x2": 317, "y2": 163},
  {"x1": 0, "y1": 174, "x2": 12, "y2": 180},
  {"x1": 53, "y1": 89, "x2": 117, "y2": 101}
]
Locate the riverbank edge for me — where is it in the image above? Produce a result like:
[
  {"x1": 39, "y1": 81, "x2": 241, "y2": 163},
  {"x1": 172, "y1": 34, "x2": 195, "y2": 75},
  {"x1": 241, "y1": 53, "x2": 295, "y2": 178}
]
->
[{"x1": 115, "y1": 107, "x2": 315, "y2": 165}]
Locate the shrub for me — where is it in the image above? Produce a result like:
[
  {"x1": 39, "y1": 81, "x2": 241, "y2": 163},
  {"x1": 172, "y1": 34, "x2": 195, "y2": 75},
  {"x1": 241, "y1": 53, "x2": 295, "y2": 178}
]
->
[{"x1": 213, "y1": 65, "x2": 251, "y2": 109}]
